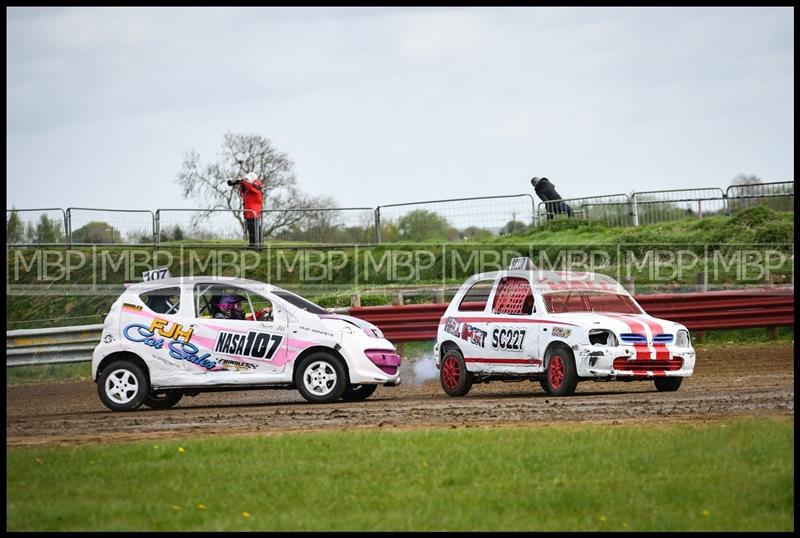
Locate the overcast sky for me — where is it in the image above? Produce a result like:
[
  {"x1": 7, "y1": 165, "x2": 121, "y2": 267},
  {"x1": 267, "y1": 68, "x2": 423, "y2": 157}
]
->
[{"x1": 6, "y1": 6, "x2": 794, "y2": 211}]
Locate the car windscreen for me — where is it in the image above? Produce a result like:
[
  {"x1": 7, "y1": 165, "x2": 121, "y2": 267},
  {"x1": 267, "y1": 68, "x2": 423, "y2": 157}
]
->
[
  {"x1": 543, "y1": 291, "x2": 642, "y2": 314},
  {"x1": 272, "y1": 291, "x2": 329, "y2": 315}
]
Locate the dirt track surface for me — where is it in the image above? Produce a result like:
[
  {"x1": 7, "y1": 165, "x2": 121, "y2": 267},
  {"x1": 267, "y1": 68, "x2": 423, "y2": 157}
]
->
[{"x1": 7, "y1": 343, "x2": 794, "y2": 447}]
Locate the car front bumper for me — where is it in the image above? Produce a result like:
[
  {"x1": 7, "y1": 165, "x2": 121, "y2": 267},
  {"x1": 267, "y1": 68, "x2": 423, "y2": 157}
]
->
[{"x1": 574, "y1": 344, "x2": 696, "y2": 379}]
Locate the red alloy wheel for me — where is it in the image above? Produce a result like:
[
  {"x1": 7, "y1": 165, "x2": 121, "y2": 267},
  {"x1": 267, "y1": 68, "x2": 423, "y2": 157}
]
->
[
  {"x1": 441, "y1": 354, "x2": 460, "y2": 390},
  {"x1": 549, "y1": 355, "x2": 565, "y2": 389}
]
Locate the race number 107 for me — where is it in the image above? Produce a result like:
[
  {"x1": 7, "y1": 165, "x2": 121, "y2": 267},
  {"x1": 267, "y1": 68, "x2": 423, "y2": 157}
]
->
[{"x1": 142, "y1": 268, "x2": 171, "y2": 281}]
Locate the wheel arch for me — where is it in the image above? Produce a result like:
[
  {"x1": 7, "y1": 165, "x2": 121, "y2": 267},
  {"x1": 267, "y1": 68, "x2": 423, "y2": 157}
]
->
[
  {"x1": 543, "y1": 340, "x2": 574, "y2": 369},
  {"x1": 291, "y1": 345, "x2": 351, "y2": 385},
  {"x1": 439, "y1": 340, "x2": 462, "y2": 360},
  {"x1": 95, "y1": 351, "x2": 150, "y2": 384}
]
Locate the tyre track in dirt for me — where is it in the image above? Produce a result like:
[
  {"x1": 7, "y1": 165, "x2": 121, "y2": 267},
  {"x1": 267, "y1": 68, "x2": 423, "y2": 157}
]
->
[{"x1": 6, "y1": 343, "x2": 793, "y2": 447}]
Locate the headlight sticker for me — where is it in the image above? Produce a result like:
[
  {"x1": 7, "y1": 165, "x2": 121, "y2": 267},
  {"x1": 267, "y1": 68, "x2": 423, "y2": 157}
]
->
[{"x1": 551, "y1": 326, "x2": 572, "y2": 338}]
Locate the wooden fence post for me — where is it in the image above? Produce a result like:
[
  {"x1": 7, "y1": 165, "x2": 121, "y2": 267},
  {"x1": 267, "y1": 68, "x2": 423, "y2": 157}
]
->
[
  {"x1": 696, "y1": 271, "x2": 708, "y2": 292},
  {"x1": 434, "y1": 289, "x2": 445, "y2": 304}
]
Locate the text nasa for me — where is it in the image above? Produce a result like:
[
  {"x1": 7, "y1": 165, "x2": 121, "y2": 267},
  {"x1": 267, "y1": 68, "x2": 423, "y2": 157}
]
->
[{"x1": 214, "y1": 331, "x2": 283, "y2": 360}]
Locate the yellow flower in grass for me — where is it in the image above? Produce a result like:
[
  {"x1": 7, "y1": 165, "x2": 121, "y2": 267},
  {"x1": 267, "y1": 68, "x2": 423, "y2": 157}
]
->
[
  {"x1": 171, "y1": 505, "x2": 181, "y2": 512},
  {"x1": 702, "y1": 510, "x2": 710, "y2": 517},
  {"x1": 242, "y1": 512, "x2": 251, "y2": 518},
  {"x1": 178, "y1": 447, "x2": 186, "y2": 454},
  {"x1": 197, "y1": 503, "x2": 206, "y2": 510},
  {"x1": 599, "y1": 515, "x2": 607, "y2": 523}
]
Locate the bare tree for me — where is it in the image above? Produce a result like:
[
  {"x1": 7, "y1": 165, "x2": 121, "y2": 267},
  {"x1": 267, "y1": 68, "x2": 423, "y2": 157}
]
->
[
  {"x1": 176, "y1": 132, "x2": 335, "y2": 238},
  {"x1": 729, "y1": 174, "x2": 764, "y2": 212},
  {"x1": 731, "y1": 173, "x2": 763, "y2": 187}
]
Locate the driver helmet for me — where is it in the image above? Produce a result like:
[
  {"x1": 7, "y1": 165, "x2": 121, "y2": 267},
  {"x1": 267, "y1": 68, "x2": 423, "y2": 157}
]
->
[{"x1": 214, "y1": 294, "x2": 246, "y2": 320}]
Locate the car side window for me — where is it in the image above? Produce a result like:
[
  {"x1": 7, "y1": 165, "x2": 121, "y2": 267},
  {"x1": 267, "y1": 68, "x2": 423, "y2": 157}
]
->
[
  {"x1": 139, "y1": 287, "x2": 181, "y2": 315},
  {"x1": 457, "y1": 280, "x2": 495, "y2": 312},
  {"x1": 194, "y1": 284, "x2": 256, "y2": 320},
  {"x1": 247, "y1": 294, "x2": 274, "y2": 322},
  {"x1": 492, "y1": 277, "x2": 534, "y2": 315}
]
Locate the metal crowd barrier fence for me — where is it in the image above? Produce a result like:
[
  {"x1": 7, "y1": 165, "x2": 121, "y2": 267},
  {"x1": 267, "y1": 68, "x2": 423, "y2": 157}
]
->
[
  {"x1": 377, "y1": 194, "x2": 536, "y2": 241},
  {"x1": 538, "y1": 194, "x2": 632, "y2": 227},
  {"x1": 631, "y1": 188, "x2": 727, "y2": 225},
  {"x1": 5, "y1": 208, "x2": 68, "y2": 245},
  {"x1": 4, "y1": 182, "x2": 795, "y2": 246},
  {"x1": 725, "y1": 181, "x2": 794, "y2": 214},
  {"x1": 66, "y1": 208, "x2": 155, "y2": 245},
  {"x1": 261, "y1": 207, "x2": 377, "y2": 244},
  {"x1": 156, "y1": 208, "x2": 255, "y2": 244}
]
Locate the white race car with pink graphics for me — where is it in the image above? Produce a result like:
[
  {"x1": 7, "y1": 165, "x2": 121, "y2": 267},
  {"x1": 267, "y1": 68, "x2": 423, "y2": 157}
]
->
[
  {"x1": 434, "y1": 258, "x2": 695, "y2": 397},
  {"x1": 92, "y1": 275, "x2": 400, "y2": 411}
]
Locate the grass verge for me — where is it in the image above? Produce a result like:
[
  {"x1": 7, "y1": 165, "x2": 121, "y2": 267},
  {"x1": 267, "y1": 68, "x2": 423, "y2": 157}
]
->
[{"x1": 6, "y1": 417, "x2": 794, "y2": 531}]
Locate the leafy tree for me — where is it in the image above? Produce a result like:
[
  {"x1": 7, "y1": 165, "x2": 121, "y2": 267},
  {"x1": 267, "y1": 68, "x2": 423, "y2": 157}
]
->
[
  {"x1": 159, "y1": 224, "x2": 186, "y2": 243},
  {"x1": 6, "y1": 208, "x2": 24, "y2": 243},
  {"x1": 71, "y1": 221, "x2": 123, "y2": 244},
  {"x1": 176, "y1": 131, "x2": 335, "y2": 239},
  {"x1": 397, "y1": 210, "x2": 458, "y2": 241},
  {"x1": 379, "y1": 221, "x2": 400, "y2": 243},
  {"x1": 35, "y1": 214, "x2": 64, "y2": 243},
  {"x1": 460, "y1": 226, "x2": 494, "y2": 241},
  {"x1": 24, "y1": 222, "x2": 35, "y2": 243},
  {"x1": 499, "y1": 220, "x2": 529, "y2": 235}
]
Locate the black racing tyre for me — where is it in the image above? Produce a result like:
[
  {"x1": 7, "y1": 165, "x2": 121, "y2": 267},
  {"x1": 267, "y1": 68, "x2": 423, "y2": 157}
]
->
[
  {"x1": 341, "y1": 384, "x2": 378, "y2": 402},
  {"x1": 654, "y1": 377, "x2": 683, "y2": 392},
  {"x1": 439, "y1": 348, "x2": 473, "y2": 397},
  {"x1": 544, "y1": 346, "x2": 578, "y2": 397},
  {"x1": 143, "y1": 391, "x2": 183, "y2": 410},
  {"x1": 97, "y1": 359, "x2": 149, "y2": 412},
  {"x1": 295, "y1": 352, "x2": 347, "y2": 403},
  {"x1": 539, "y1": 379, "x2": 552, "y2": 395}
]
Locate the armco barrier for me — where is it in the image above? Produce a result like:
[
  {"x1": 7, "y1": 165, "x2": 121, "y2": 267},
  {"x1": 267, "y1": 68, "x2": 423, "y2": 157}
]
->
[
  {"x1": 350, "y1": 288, "x2": 795, "y2": 341},
  {"x1": 7, "y1": 324, "x2": 103, "y2": 367},
  {"x1": 6, "y1": 289, "x2": 794, "y2": 366}
]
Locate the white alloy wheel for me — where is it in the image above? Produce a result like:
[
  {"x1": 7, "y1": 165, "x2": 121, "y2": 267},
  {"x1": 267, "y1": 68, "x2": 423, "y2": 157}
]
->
[
  {"x1": 104, "y1": 368, "x2": 140, "y2": 404},
  {"x1": 302, "y1": 360, "x2": 338, "y2": 397}
]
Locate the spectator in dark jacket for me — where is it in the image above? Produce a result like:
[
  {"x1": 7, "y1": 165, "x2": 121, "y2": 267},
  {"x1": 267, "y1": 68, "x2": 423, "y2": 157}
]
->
[{"x1": 531, "y1": 177, "x2": 573, "y2": 220}]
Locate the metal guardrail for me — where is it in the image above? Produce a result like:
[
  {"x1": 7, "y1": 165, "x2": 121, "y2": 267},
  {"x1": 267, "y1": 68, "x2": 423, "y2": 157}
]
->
[
  {"x1": 5, "y1": 289, "x2": 794, "y2": 366},
  {"x1": 7, "y1": 324, "x2": 103, "y2": 367},
  {"x1": 350, "y1": 288, "x2": 795, "y2": 341}
]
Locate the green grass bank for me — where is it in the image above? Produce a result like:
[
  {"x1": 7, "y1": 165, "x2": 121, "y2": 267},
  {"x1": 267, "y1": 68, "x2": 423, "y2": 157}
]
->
[{"x1": 6, "y1": 416, "x2": 794, "y2": 531}]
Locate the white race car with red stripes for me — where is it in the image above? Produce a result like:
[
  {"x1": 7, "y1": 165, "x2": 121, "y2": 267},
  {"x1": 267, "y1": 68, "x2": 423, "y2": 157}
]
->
[
  {"x1": 92, "y1": 276, "x2": 400, "y2": 411},
  {"x1": 434, "y1": 259, "x2": 695, "y2": 397}
]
